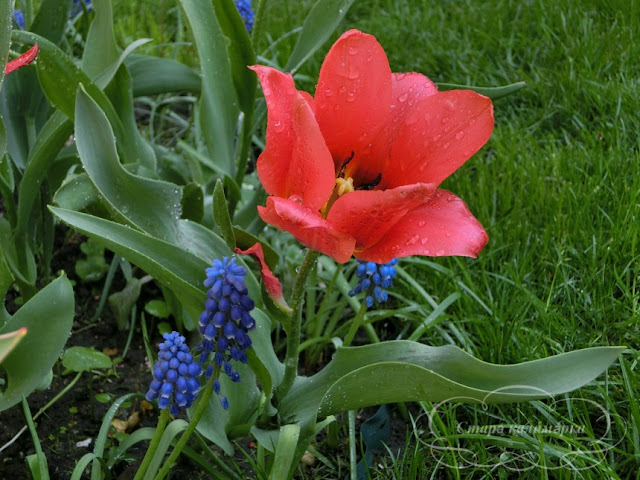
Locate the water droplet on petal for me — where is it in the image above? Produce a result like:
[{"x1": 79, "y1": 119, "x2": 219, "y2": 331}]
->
[
  {"x1": 324, "y1": 88, "x2": 334, "y2": 96},
  {"x1": 273, "y1": 120, "x2": 284, "y2": 132},
  {"x1": 348, "y1": 46, "x2": 359, "y2": 55},
  {"x1": 348, "y1": 70, "x2": 360, "y2": 79},
  {"x1": 398, "y1": 92, "x2": 409, "y2": 103},
  {"x1": 436, "y1": 249, "x2": 445, "y2": 256},
  {"x1": 418, "y1": 220, "x2": 426, "y2": 227},
  {"x1": 441, "y1": 117, "x2": 450, "y2": 124},
  {"x1": 456, "y1": 131, "x2": 465, "y2": 140}
]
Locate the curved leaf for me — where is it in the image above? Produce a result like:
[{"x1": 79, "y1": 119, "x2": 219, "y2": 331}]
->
[
  {"x1": 284, "y1": 0, "x2": 356, "y2": 74},
  {"x1": 280, "y1": 341, "x2": 624, "y2": 423},
  {"x1": 178, "y1": 0, "x2": 240, "y2": 177},
  {"x1": 74, "y1": 86, "x2": 181, "y2": 243},
  {"x1": 50, "y1": 206, "x2": 207, "y2": 319},
  {"x1": 0, "y1": 327, "x2": 27, "y2": 364},
  {"x1": 125, "y1": 54, "x2": 201, "y2": 97},
  {"x1": 0, "y1": 275, "x2": 74, "y2": 411},
  {"x1": 437, "y1": 81, "x2": 527, "y2": 100}
]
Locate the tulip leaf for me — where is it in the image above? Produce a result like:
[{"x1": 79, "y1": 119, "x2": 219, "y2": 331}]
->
[
  {"x1": 31, "y1": 0, "x2": 70, "y2": 45},
  {"x1": 284, "y1": 0, "x2": 356, "y2": 74},
  {"x1": 0, "y1": 249, "x2": 14, "y2": 303},
  {"x1": 194, "y1": 361, "x2": 260, "y2": 455},
  {"x1": 0, "y1": 327, "x2": 27, "y2": 364},
  {"x1": 14, "y1": 111, "x2": 73, "y2": 240},
  {"x1": 246, "y1": 308, "x2": 284, "y2": 398},
  {"x1": 74, "y1": 85, "x2": 181, "y2": 243},
  {"x1": 0, "y1": 0, "x2": 11, "y2": 92},
  {"x1": 279, "y1": 341, "x2": 624, "y2": 441},
  {"x1": 178, "y1": 0, "x2": 240, "y2": 178},
  {"x1": 437, "y1": 81, "x2": 527, "y2": 100},
  {"x1": 212, "y1": 0, "x2": 256, "y2": 114},
  {"x1": 53, "y1": 172, "x2": 100, "y2": 212},
  {"x1": 125, "y1": 54, "x2": 201, "y2": 97},
  {"x1": 213, "y1": 179, "x2": 236, "y2": 249},
  {"x1": 81, "y1": 0, "x2": 119, "y2": 80},
  {"x1": 0, "y1": 275, "x2": 74, "y2": 412},
  {"x1": 50, "y1": 206, "x2": 208, "y2": 320}
]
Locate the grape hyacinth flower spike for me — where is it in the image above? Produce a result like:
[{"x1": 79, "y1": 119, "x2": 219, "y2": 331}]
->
[
  {"x1": 349, "y1": 259, "x2": 398, "y2": 307},
  {"x1": 234, "y1": 0, "x2": 254, "y2": 32},
  {"x1": 146, "y1": 332, "x2": 202, "y2": 416},
  {"x1": 198, "y1": 257, "x2": 256, "y2": 409}
]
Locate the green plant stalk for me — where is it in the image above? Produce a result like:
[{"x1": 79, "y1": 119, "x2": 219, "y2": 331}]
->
[
  {"x1": 133, "y1": 409, "x2": 170, "y2": 480},
  {"x1": 276, "y1": 249, "x2": 320, "y2": 399},
  {"x1": 91, "y1": 254, "x2": 121, "y2": 322},
  {"x1": 21, "y1": 396, "x2": 49, "y2": 480},
  {"x1": 348, "y1": 409, "x2": 357, "y2": 480},
  {"x1": 342, "y1": 299, "x2": 368, "y2": 347},
  {"x1": 154, "y1": 375, "x2": 216, "y2": 480}
]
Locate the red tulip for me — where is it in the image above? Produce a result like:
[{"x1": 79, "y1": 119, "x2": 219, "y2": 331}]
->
[
  {"x1": 4, "y1": 44, "x2": 38, "y2": 76},
  {"x1": 251, "y1": 30, "x2": 493, "y2": 264}
]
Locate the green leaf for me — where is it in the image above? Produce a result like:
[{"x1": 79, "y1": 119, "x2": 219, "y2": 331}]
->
[
  {"x1": 125, "y1": 54, "x2": 201, "y2": 97},
  {"x1": 212, "y1": 0, "x2": 256, "y2": 114},
  {"x1": 0, "y1": 249, "x2": 14, "y2": 302},
  {"x1": 75, "y1": 238, "x2": 109, "y2": 282},
  {"x1": 284, "y1": 0, "x2": 356, "y2": 74},
  {"x1": 247, "y1": 308, "x2": 284, "y2": 398},
  {"x1": 108, "y1": 277, "x2": 141, "y2": 330},
  {"x1": 280, "y1": 342, "x2": 624, "y2": 425},
  {"x1": 81, "y1": 0, "x2": 120, "y2": 80},
  {"x1": 181, "y1": 182, "x2": 204, "y2": 222},
  {"x1": 144, "y1": 299, "x2": 169, "y2": 318},
  {"x1": 178, "y1": 0, "x2": 240, "y2": 177},
  {"x1": 0, "y1": 327, "x2": 27, "y2": 364},
  {"x1": 194, "y1": 362, "x2": 260, "y2": 455},
  {"x1": 31, "y1": 0, "x2": 70, "y2": 44},
  {"x1": 269, "y1": 424, "x2": 301, "y2": 480},
  {"x1": 14, "y1": 112, "x2": 73, "y2": 240},
  {"x1": 74, "y1": 85, "x2": 181, "y2": 243},
  {"x1": 52, "y1": 172, "x2": 100, "y2": 212},
  {"x1": 62, "y1": 346, "x2": 113, "y2": 372},
  {"x1": 0, "y1": 275, "x2": 74, "y2": 412},
  {"x1": 213, "y1": 179, "x2": 236, "y2": 249},
  {"x1": 0, "y1": 0, "x2": 12, "y2": 92},
  {"x1": 437, "y1": 81, "x2": 527, "y2": 100},
  {"x1": 0, "y1": 216, "x2": 36, "y2": 287},
  {"x1": 50, "y1": 207, "x2": 208, "y2": 320}
]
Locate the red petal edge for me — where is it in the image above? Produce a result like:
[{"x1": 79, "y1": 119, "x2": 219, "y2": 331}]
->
[
  {"x1": 258, "y1": 196, "x2": 356, "y2": 263},
  {"x1": 356, "y1": 189, "x2": 488, "y2": 263},
  {"x1": 234, "y1": 244, "x2": 285, "y2": 306},
  {"x1": 4, "y1": 44, "x2": 39, "y2": 76}
]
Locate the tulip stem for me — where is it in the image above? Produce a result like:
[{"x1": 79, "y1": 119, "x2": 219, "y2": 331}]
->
[
  {"x1": 343, "y1": 299, "x2": 368, "y2": 347},
  {"x1": 277, "y1": 249, "x2": 320, "y2": 399}
]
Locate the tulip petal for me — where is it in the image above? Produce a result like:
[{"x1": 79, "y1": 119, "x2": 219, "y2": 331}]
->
[
  {"x1": 327, "y1": 183, "x2": 437, "y2": 252},
  {"x1": 356, "y1": 189, "x2": 488, "y2": 263},
  {"x1": 235, "y1": 244, "x2": 286, "y2": 308},
  {"x1": 382, "y1": 90, "x2": 493, "y2": 189},
  {"x1": 4, "y1": 44, "x2": 39, "y2": 76},
  {"x1": 258, "y1": 196, "x2": 355, "y2": 263},
  {"x1": 250, "y1": 66, "x2": 335, "y2": 210},
  {"x1": 314, "y1": 29, "x2": 392, "y2": 181}
]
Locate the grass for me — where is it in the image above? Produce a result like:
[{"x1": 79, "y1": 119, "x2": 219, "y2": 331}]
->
[{"x1": 115, "y1": 0, "x2": 639, "y2": 477}]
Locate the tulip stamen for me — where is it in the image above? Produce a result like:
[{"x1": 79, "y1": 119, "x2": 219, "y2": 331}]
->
[
  {"x1": 356, "y1": 173, "x2": 382, "y2": 191},
  {"x1": 337, "y1": 151, "x2": 355, "y2": 179}
]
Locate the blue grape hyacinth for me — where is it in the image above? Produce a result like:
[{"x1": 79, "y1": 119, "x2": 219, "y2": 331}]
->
[
  {"x1": 234, "y1": 0, "x2": 254, "y2": 32},
  {"x1": 198, "y1": 257, "x2": 256, "y2": 409},
  {"x1": 348, "y1": 259, "x2": 398, "y2": 307},
  {"x1": 12, "y1": 10, "x2": 25, "y2": 29},
  {"x1": 146, "y1": 332, "x2": 202, "y2": 416}
]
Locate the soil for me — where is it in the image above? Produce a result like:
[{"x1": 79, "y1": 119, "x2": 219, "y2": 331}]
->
[{"x1": 0, "y1": 226, "x2": 410, "y2": 479}]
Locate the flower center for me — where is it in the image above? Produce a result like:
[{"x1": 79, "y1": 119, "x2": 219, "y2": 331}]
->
[{"x1": 320, "y1": 152, "x2": 383, "y2": 217}]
